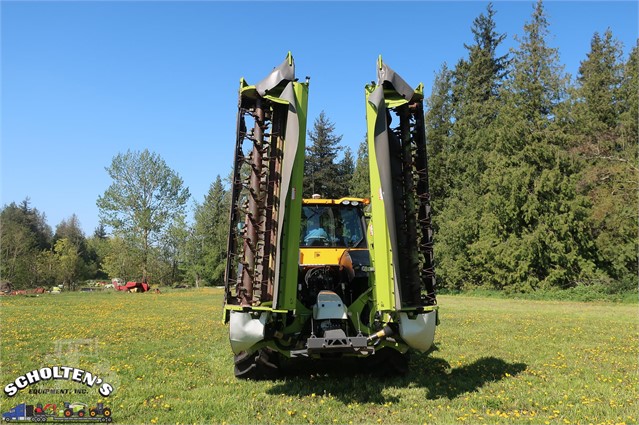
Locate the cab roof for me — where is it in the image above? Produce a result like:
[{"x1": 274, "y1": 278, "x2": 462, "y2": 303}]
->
[{"x1": 302, "y1": 196, "x2": 370, "y2": 206}]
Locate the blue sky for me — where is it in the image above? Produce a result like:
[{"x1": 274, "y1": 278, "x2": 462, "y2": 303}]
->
[{"x1": 2, "y1": 1, "x2": 637, "y2": 235}]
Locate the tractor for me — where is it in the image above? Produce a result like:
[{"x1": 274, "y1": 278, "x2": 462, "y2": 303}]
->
[
  {"x1": 223, "y1": 53, "x2": 438, "y2": 378},
  {"x1": 62, "y1": 401, "x2": 87, "y2": 417},
  {"x1": 89, "y1": 402, "x2": 112, "y2": 418}
]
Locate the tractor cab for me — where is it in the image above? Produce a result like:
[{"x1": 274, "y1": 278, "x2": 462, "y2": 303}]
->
[
  {"x1": 300, "y1": 197, "x2": 367, "y2": 254},
  {"x1": 297, "y1": 197, "x2": 371, "y2": 310}
]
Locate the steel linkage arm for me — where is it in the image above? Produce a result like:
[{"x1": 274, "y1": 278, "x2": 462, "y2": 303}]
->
[
  {"x1": 225, "y1": 53, "x2": 309, "y2": 310},
  {"x1": 365, "y1": 56, "x2": 436, "y2": 310}
]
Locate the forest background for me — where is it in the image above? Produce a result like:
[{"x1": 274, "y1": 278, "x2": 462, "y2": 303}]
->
[{"x1": 2, "y1": 1, "x2": 637, "y2": 299}]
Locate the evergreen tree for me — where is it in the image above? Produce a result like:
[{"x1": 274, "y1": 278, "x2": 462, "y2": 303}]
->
[
  {"x1": 185, "y1": 175, "x2": 230, "y2": 286},
  {"x1": 350, "y1": 139, "x2": 370, "y2": 198},
  {"x1": 444, "y1": 3, "x2": 509, "y2": 197},
  {"x1": 93, "y1": 224, "x2": 108, "y2": 240},
  {"x1": 503, "y1": 0, "x2": 568, "y2": 133},
  {"x1": 436, "y1": 0, "x2": 600, "y2": 292},
  {"x1": 304, "y1": 111, "x2": 344, "y2": 198},
  {"x1": 571, "y1": 31, "x2": 638, "y2": 287},
  {"x1": 8, "y1": 199, "x2": 52, "y2": 250},
  {"x1": 337, "y1": 147, "x2": 355, "y2": 197},
  {"x1": 87, "y1": 225, "x2": 109, "y2": 281},
  {"x1": 425, "y1": 63, "x2": 454, "y2": 211},
  {"x1": 457, "y1": 2, "x2": 509, "y2": 128},
  {"x1": 54, "y1": 215, "x2": 84, "y2": 247},
  {"x1": 156, "y1": 214, "x2": 188, "y2": 285},
  {"x1": 573, "y1": 29, "x2": 625, "y2": 148},
  {"x1": 619, "y1": 40, "x2": 638, "y2": 149},
  {"x1": 428, "y1": 4, "x2": 509, "y2": 289},
  {"x1": 478, "y1": 0, "x2": 595, "y2": 290}
]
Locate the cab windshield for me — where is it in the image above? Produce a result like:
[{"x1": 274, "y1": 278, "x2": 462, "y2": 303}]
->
[{"x1": 300, "y1": 205, "x2": 366, "y2": 248}]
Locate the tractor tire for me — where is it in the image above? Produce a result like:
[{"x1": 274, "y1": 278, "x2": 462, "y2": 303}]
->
[
  {"x1": 365, "y1": 348, "x2": 410, "y2": 376},
  {"x1": 64, "y1": 409, "x2": 72, "y2": 417},
  {"x1": 103, "y1": 408, "x2": 111, "y2": 417},
  {"x1": 77, "y1": 411, "x2": 85, "y2": 418},
  {"x1": 234, "y1": 348, "x2": 280, "y2": 380},
  {"x1": 386, "y1": 349, "x2": 410, "y2": 375},
  {"x1": 90, "y1": 410, "x2": 97, "y2": 417}
]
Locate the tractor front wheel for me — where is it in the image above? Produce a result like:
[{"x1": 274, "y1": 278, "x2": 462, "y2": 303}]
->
[
  {"x1": 64, "y1": 409, "x2": 72, "y2": 417},
  {"x1": 364, "y1": 348, "x2": 410, "y2": 376},
  {"x1": 234, "y1": 348, "x2": 280, "y2": 380},
  {"x1": 103, "y1": 408, "x2": 111, "y2": 417}
]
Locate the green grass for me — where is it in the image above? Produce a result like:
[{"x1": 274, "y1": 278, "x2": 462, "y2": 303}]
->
[{"x1": 1, "y1": 289, "x2": 637, "y2": 424}]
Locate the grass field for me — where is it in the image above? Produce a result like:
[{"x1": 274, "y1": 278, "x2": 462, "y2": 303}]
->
[{"x1": 0, "y1": 288, "x2": 636, "y2": 424}]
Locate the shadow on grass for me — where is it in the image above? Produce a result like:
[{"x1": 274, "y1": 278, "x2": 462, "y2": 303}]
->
[{"x1": 266, "y1": 350, "x2": 527, "y2": 404}]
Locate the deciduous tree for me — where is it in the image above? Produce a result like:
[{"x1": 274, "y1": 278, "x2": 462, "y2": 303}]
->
[
  {"x1": 100, "y1": 236, "x2": 143, "y2": 282},
  {"x1": 54, "y1": 214, "x2": 96, "y2": 278},
  {"x1": 0, "y1": 199, "x2": 52, "y2": 288},
  {"x1": 53, "y1": 238, "x2": 82, "y2": 290},
  {"x1": 97, "y1": 149, "x2": 190, "y2": 283}
]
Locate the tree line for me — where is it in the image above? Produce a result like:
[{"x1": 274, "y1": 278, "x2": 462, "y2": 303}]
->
[
  {"x1": 425, "y1": 1, "x2": 637, "y2": 293},
  {"x1": 1, "y1": 1, "x2": 636, "y2": 293},
  {"x1": 0, "y1": 114, "x2": 363, "y2": 290}
]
